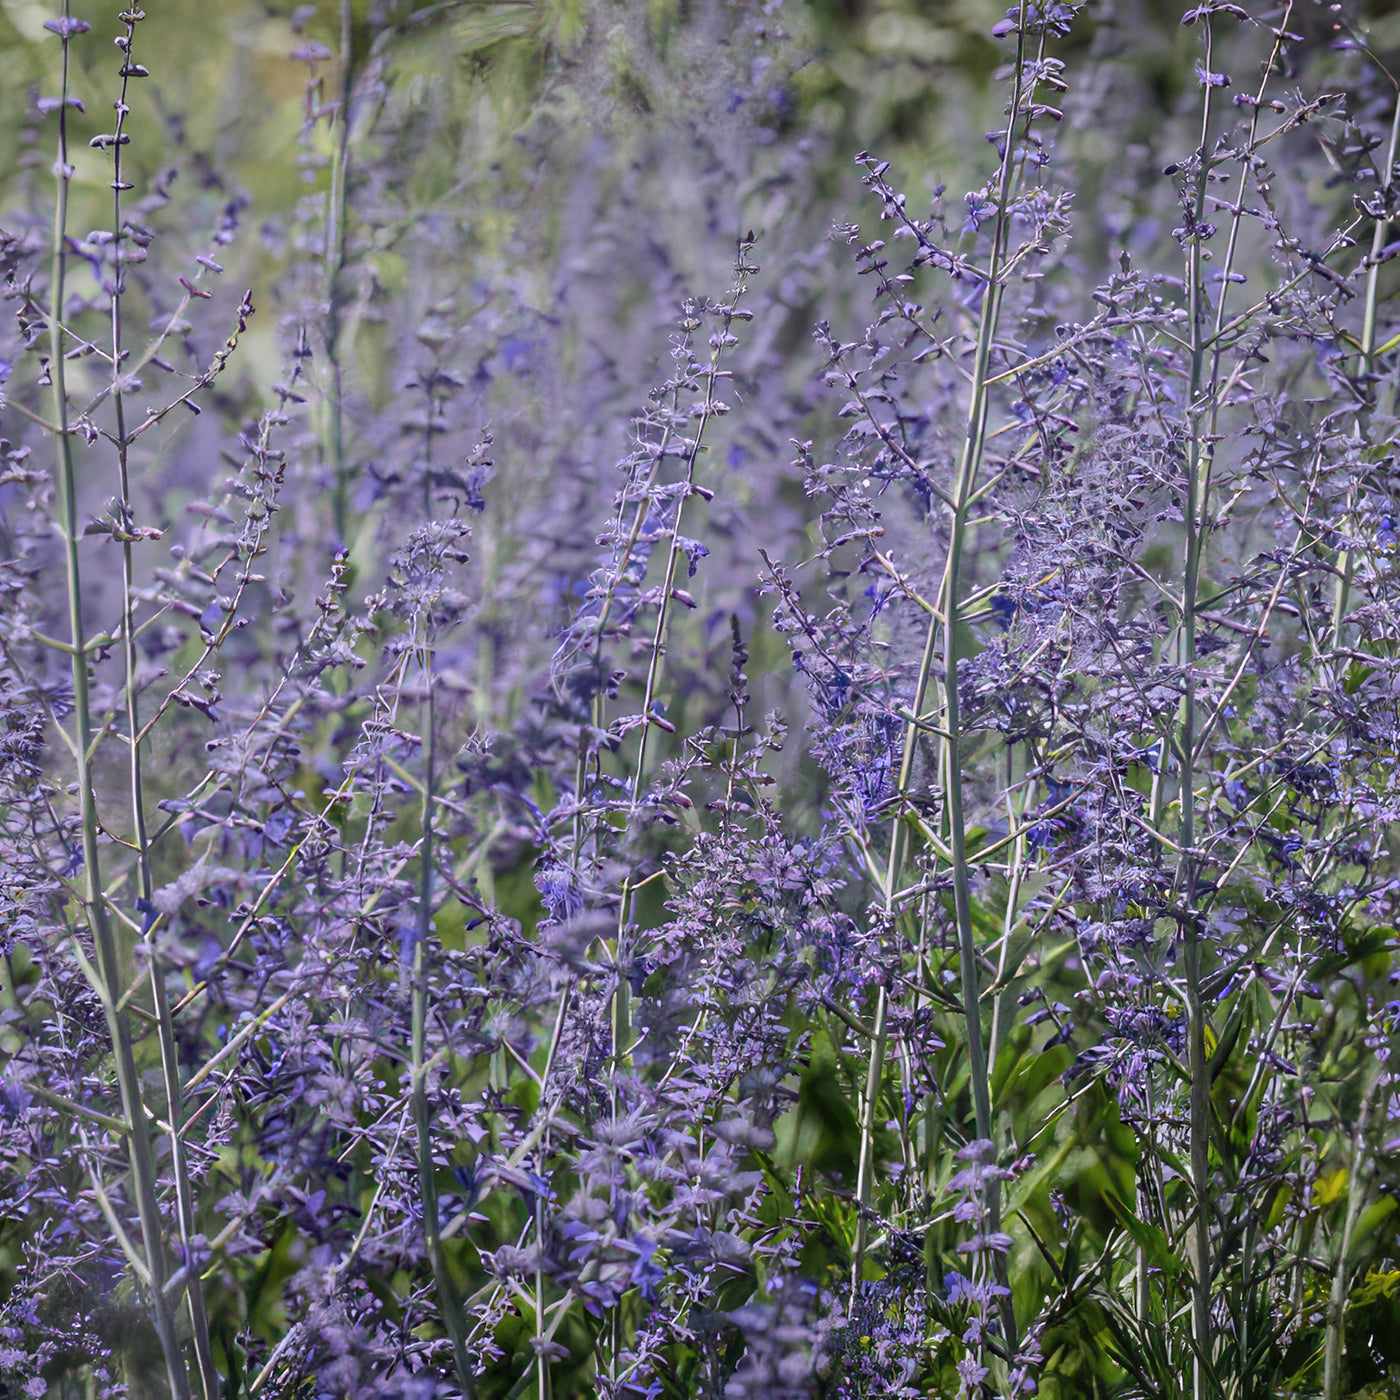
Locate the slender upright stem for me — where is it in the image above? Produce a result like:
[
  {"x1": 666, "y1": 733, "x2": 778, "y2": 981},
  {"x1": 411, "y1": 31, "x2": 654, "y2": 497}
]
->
[
  {"x1": 631, "y1": 257, "x2": 754, "y2": 806},
  {"x1": 405, "y1": 399, "x2": 476, "y2": 1393},
  {"x1": 1179, "y1": 22, "x2": 1219, "y2": 1396},
  {"x1": 1332, "y1": 86, "x2": 1400, "y2": 645},
  {"x1": 109, "y1": 18, "x2": 219, "y2": 1397},
  {"x1": 1324, "y1": 1088, "x2": 1376, "y2": 1400},
  {"x1": 534, "y1": 1185, "x2": 552, "y2": 1400},
  {"x1": 48, "y1": 11, "x2": 190, "y2": 1397},
  {"x1": 851, "y1": 21, "x2": 1034, "y2": 1345},
  {"x1": 411, "y1": 663, "x2": 476, "y2": 1396},
  {"x1": 328, "y1": 0, "x2": 355, "y2": 544}
]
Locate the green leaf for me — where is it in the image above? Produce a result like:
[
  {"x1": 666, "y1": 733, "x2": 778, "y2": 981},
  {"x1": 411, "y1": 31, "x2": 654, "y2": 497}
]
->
[
  {"x1": 1104, "y1": 1190, "x2": 1186, "y2": 1279},
  {"x1": 1346, "y1": 658, "x2": 1377, "y2": 695},
  {"x1": 773, "y1": 1040, "x2": 862, "y2": 1182}
]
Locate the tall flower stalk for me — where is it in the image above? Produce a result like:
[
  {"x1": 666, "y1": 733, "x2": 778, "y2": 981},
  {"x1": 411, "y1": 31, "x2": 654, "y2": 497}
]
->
[
  {"x1": 848, "y1": 4, "x2": 1067, "y2": 1371},
  {"x1": 46, "y1": 6, "x2": 189, "y2": 1394}
]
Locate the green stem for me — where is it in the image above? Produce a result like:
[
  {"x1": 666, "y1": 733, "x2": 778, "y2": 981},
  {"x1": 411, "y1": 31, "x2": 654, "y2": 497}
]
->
[
  {"x1": 49, "y1": 11, "x2": 190, "y2": 1397},
  {"x1": 1332, "y1": 85, "x2": 1400, "y2": 646},
  {"x1": 108, "y1": 19, "x2": 219, "y2": 1397},
  {"x1": 631, "y1": 250, "x2": 754, "y2": 806},
  {"x1": 851, "y1": 19, "x2": 1035, "y2": 1363},
  {"x1": 411, "y1": 670, "x2": 476, "y2": 1396},
  {"x1": 328, "y1": 0, "x2": 355, "y2": 545},
  {"x1": 1324, "y1": 1088, "x2": 1376, "y2": 1400},
  {"x1": 1180, "y1": 21, "x2": 1221, "y2": 1395}
]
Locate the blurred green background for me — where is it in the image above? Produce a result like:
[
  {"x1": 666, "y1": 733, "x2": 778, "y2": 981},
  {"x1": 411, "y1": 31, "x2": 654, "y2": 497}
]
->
[
  {"x1": 0, "y1": 0, "x2": 1224, "y2": 425},
  {"x1": 0, "y1": 0, "x2": 1381, "y2": 740}
]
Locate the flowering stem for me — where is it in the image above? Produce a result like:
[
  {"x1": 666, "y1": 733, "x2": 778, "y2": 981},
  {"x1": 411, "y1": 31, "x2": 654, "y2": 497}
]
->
[
  {"x1": 851, "y1": 14, "x2": 1036, "y2": 1366},
  {"x1": 412, "y1": 657, "x2": 477, "y2": 1394},
  {"x1": 1332, "y1": 84, "x2": 1400, "y2": 646},
  {"x1": 1179, "y1": 19, "x2": 1221, "y2": 1392},
  {"x1": 631, "y1": 252, "x2": 754, "y2": 807},
  {"x1": 48, "y1": 8, "x2": 191, "y2": 1396},
  {"x1": 328, "y1": 0, "x2": 355, "y2": 544},
  {"x1": 1324, "y1": 1085, "x2": 1376, "y2": 1400},
  {"x1": 109, "y1": 15, "x2": 220, "y2": 1395}
]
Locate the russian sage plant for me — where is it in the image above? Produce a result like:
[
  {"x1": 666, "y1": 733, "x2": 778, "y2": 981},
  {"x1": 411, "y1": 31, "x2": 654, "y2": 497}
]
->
[{"x1": 0, "y1": 2, "x2": 1398, "y2": 1399}]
